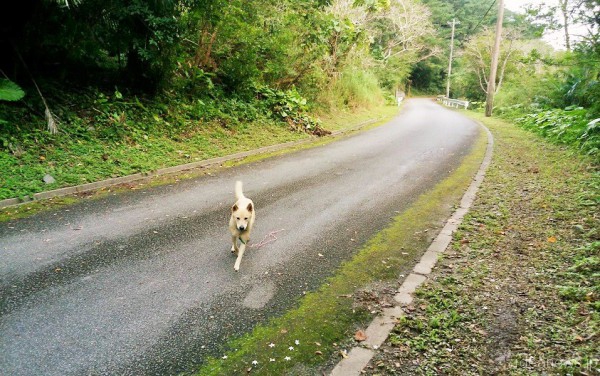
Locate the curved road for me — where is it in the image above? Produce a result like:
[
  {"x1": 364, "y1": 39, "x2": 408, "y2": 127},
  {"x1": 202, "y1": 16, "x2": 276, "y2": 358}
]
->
[{"x1": 0, "y1": 98, "x2": 480, "y2": 375}]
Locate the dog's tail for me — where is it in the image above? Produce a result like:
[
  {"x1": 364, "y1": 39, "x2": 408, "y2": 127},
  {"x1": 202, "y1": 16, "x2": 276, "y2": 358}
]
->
[{"x1": 235, "y1": 180, "x2": 245, "y2": 200}]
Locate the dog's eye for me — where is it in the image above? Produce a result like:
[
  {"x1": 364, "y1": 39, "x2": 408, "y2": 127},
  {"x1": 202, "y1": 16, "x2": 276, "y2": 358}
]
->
[
  {"x1": 236, "y1": 217, "x2": 240, "y2": 220},
  {"x1": 244, "y1": 217, "x2": 248, "y2": 220}
]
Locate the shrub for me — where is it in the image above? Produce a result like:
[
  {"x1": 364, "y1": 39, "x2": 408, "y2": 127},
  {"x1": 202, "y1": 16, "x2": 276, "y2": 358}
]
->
[
  {"x1": 255, "y1": 86, "x2": 330, "y2": 136},
  {"x1": 515, "y1": 107, "x2": 600, "y2": 156}
]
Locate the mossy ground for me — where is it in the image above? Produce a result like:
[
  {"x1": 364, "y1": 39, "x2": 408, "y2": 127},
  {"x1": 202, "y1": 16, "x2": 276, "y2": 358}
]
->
[{"x1": 364, "y1": 112, "x2": 599, "y2": 375}]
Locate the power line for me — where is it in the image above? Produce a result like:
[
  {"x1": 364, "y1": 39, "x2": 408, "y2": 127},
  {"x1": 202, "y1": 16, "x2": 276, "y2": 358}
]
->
[{"x1": 470, "y1": 0, "x2": 497, "y2": 34}]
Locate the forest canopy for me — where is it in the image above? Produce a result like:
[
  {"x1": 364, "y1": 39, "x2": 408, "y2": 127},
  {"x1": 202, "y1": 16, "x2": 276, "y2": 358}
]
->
[{"x1": 0, "y1": 0, "x2": 598, "y2": 154}]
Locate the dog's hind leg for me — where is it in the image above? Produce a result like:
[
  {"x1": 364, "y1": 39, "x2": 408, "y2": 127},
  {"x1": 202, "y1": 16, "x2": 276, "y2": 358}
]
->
[{"x1": 234, "y1": 243, "x2": 246, "y2": 271}]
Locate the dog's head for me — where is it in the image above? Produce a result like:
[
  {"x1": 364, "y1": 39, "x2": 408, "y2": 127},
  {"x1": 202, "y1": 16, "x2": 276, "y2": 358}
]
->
[{"x1": 232, "y1": 202, "x2": 253, "y2": 231}]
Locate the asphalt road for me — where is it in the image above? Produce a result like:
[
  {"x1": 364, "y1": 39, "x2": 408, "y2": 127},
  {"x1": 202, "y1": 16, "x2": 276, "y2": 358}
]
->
[{"x1": 0, "y1": 98, "x2": 481, "y2": 375}]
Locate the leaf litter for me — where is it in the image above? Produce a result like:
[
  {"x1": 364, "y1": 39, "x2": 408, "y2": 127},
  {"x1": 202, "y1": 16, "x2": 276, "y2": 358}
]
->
[{"x1": 363, "y1": 117, "x2": 599, "y2": 375}]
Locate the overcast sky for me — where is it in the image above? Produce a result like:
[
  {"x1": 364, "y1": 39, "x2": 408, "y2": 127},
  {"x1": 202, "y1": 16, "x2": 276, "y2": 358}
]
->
[
  {"x1": 504, "y1": 0, "x2": 565, "y2": 49},
  {"x1": 503, "y1": 0, "x2": 579, "y2": 50},
  {"x1": 504, "y1": 0, "x2": 551, "y2": 12}
]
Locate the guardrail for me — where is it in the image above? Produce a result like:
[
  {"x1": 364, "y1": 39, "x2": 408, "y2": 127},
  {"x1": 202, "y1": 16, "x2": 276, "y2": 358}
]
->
[{"x1": 436, "y1": 95, "x2": 469, "y2": 109}]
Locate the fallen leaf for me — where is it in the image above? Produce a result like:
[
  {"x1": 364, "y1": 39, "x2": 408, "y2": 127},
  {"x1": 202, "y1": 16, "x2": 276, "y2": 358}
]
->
[
  {"x1": 547, "y1": 236, "x2": 557, "y2": 243},
  {"x1": 340, "y1": 350, "x2": 348, "y2": 359},
  {"x1": 354, "y1": 330, "x2": 367, "y2": 342}
]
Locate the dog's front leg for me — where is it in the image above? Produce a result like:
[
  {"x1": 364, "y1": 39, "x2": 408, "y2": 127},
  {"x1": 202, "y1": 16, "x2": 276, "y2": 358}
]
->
[
  {"x1": 233, "y1": 242, "x2": 246, "y2": 272},
  {"x1": 231, "y1": 235, "x2": 239, "y2": 254}
]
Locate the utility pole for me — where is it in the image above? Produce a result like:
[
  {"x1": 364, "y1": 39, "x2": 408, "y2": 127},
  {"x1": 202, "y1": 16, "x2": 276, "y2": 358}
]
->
[
  {"x1": 485, "y1": 0, "x2": 505, "y2": 117},
  {"x1": 446, "y1": 18, "x2": 459, "y2": 98}
]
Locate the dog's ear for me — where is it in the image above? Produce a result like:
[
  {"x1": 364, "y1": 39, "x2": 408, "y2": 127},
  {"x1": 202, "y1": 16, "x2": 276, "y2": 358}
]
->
[
  {"x1": 246, "y1": 203, "x2": 253, "y2": 212},
  {"x1": 232, "y1": 204, "x2": 238, "y2": 212}
]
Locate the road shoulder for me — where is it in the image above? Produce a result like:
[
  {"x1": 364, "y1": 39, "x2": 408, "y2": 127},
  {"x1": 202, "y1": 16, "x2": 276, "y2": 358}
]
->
[{"x1": 362, "y1": 113, "x2": 599, "y2": 375}]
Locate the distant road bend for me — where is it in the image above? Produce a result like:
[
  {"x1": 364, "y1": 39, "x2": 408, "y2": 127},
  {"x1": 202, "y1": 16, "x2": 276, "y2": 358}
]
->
[{"x1": 0, "y1": 98, "x2": 481, "y2": 375}]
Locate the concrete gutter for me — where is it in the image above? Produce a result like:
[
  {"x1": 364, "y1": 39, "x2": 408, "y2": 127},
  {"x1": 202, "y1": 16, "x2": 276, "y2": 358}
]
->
[
  {"x1": 329, "y1": 121, "x2": 494, "y2": 376},
  {"x1": 0, "y1": 118, "x2": 381, "y2": 210}
]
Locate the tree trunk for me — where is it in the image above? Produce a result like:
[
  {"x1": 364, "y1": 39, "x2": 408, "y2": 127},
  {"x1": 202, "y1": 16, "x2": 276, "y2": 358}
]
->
[{"x1": 559, "y1": 0, "x2": 571, "y2": 51}]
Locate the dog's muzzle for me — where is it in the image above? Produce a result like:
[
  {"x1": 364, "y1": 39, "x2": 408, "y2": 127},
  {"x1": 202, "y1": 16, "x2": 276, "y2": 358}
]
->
[{"x1": 238, "y1": 225, "x2": 246, "y2": 231}]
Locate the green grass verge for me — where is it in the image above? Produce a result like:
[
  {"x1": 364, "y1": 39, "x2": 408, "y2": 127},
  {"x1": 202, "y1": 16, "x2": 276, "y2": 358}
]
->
[
  {"x1": 0, "y1": 105, "x2": 398, "y2": 202},
  {"x1": 365, "y1": 112, "x2": 599, "y2": 375},
  {"x1": 193, "y1": 127, "x2": 488, "y2": 375},
  {"x1": 0, "y1": 106, "x2": 398, "y2": 222},
  {"x1": 0, "y1": 120, "x2": 307, "y2": 201}
]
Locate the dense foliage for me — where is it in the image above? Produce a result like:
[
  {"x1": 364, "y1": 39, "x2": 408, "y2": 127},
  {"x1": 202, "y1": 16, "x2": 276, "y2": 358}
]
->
[
  {"x1": 0, "y1": 0, "x2": 442, "y2": 145},
  {"x1": 437, "y1": 0, "x2": 600, "y2": 157},
  {"x1": 515, "y1": 107, "x2": 599, "y2": 155},
  {"x1": 0, "y1": 0, "x2": 598, "y2": 200}
]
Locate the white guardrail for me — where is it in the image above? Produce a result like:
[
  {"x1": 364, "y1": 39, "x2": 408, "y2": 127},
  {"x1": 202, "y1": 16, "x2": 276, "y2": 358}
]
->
[{"x1": 437, "y1": 95, "x2": 469, "y2": 109}]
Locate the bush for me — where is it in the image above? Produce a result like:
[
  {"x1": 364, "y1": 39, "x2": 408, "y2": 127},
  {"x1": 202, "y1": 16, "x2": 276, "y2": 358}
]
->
[
  {"x1": 515, "y1": 107, "x2": 600, "y2": 156},
  {"x1": 332, "y1": 68, "x2": 384, "y2": 109},
  {"x1": 255, "y1": 85, "x2": 330, "y2": 136}
]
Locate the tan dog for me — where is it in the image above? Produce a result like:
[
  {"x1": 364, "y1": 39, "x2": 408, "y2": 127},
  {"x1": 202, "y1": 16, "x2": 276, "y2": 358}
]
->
[{"x1": 229, "y1": 181, "x2": 255, "y2": 271}]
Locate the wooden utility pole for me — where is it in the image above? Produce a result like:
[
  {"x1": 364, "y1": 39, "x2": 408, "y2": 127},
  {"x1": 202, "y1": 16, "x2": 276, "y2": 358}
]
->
[
  {"x1": 485, "y1": 0, "x2": 505, "y2": 117},
  {"x1": 446, "y1": 18, "x2": 459, "y2": 98}
]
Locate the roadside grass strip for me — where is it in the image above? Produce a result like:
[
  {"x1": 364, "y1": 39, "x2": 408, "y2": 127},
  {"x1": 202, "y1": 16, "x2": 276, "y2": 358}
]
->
[
  {"x1": 194, "y1": 128, "x2": 488, "y2": 375},
  {"x1": 363, "y1": 113, "x2": 599, "y2": 375},
  {"x1": 0, "y1": 106, "x2": 398, "y2": 222}
]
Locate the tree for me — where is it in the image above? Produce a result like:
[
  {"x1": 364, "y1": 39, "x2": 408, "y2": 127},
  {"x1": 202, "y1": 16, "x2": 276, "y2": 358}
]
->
[
  {"x1": 460, "y1": 27, "x2": 523, "y2": 98},
  {"x1": 2, "y1": 0, "x2": 181, "y2": 91},
  {"x1": 324, "y1": 0, "x2": 438, "y2": 91}
]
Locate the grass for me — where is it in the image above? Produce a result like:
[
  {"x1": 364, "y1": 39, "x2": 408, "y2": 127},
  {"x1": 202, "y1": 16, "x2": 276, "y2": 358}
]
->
[
  {"x1": 0, "y1": 105, "x2": 398, "y2": 222},
  {"x1": 317, "y1": 105, "x2": 400, "y2": 133},
  {"x1": 0, "y1": 119, "x2": 307, "y2": 201},
  {"x1": 193, "y1": 126, "x2": 488, "y2": 375},
  {"x1": 1, "y1": 76, "x2": 399, "y2": 203},
  {"x1": 365, "y1": 112, "x2": 599, "y2": 375}
]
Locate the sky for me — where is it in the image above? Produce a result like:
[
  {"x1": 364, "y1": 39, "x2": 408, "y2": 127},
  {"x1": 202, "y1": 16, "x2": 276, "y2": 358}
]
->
[{"x1": 502, "y1": 0, "x2": 586, "y2": 50}]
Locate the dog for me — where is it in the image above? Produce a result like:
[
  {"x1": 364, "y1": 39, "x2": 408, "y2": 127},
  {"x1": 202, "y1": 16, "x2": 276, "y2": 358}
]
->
[{"x1": 229, "y1": 181, "x2": 255, "y2": 271}]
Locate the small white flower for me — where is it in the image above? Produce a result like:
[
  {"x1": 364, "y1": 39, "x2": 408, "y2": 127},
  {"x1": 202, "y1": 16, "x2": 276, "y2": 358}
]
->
[
  {"x1": 284, "y1": 356, "x2": 291, "y2": 361},
  {"x1": 270, "y1": 358, "x2": 276, "y2": 362},
  {"x1": 222, "y1": 355, "x2": 228, "y2": 360},
  {"x1": 294, "y1": 340, "x2": 300, "y2": 345},
  {"x1": 268, "y1": 343, "x2": 275, "y2": 348},
  {"x1": 252, "y1": 360, "x2": 258, "y2": 365},
  {"x1": 289, "y1": 346, "x2": 294, "y2": 351}
]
